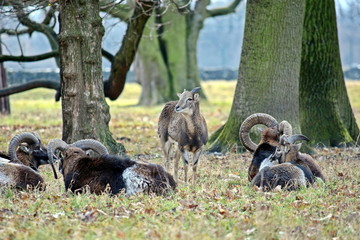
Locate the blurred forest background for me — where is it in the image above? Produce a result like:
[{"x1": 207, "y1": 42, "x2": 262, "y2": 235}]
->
[
  {"x1": 0, "y1": 0, "x2": 359, "y2": 153},
  {"x1": 1, "y1": 0, "x2": 359, "y2": 82}
]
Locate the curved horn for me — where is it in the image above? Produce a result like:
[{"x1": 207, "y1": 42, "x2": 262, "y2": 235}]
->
[
  {"x1": 8, "y1": 132, "x2": 40, "y2": 160},
  {"x1": 31, "y1": 132, "x2": 42, "y2": 142},
  {"x1": 279, "y1": 134, "x2": 289, "y2": 145},
  {"x1": 279, "y1": 121, "x2": 293, "y2": 136},
  {"x1": 239, "y1": 113, "x2": 278, "y2": 152},
  {"x1": 47, "y1": 139, "x2": 69, "y2": 180},
  {"x1": 191, "y1": 87, "x2": 201, "y2": 93},
  {"x1": 287, "y1": 134, "x2": 310, "y2": 144},
  {"x1": 71, "y1": 139, "x2": 109, "y2": 156}
]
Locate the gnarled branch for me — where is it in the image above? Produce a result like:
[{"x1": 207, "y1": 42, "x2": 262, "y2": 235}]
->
[
  {"x1": 102, "y1": 48, "x2": 114, "y2": 63},
  {"x1": 0, "y1": 50, "x2": 59, "y2": 62},
  {"x1": 0, "y1": 80, "x2": 59, "y2": 98},
  {"x1": 104, "y1": 0, "x2": 157, "y2": 100},
  {"x1": 206, "y1": 0, "x2": 243, "y2": 18}
]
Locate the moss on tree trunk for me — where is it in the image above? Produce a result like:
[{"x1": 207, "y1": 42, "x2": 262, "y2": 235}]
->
[
  {"x1": 208, "y1": 0, "x2": 306, "y2": 152},
  {"x1": 58, "y1": 0, "x2": 124, "y2": 154},
  {"x1": 135, "y1": 4, "x2": 206, "y2": 105},
  {"x1": 300, "y1": 0, "x2": 358, "y2": 147}
]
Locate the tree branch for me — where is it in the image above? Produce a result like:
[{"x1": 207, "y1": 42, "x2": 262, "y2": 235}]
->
[
  {"x1": 100, "y1": 0, "x2": 134, "y2": 21},
  {"x1": 104, "y1": 0, "x2": 157, "y2": 100},
  {"x1": 0, "y1": 28, "x2": 33, "y2": 35},
  {"x1": 0, "y1": 80, "x2": 59, "y2": 98},
  {"x1": 102, "y1": 48, "x2": 114, "y2": 63},
  {"x1": 206, "y1": 0, "x2": 243, "y2": 18},
  {"x1": 42, "y1": 4, "x2": 57, "y2": 25},
  {"x1": 0, "y1": 50, "x2": 59, "y2": 62},
  {"x1": 13, "y1": 3, "x2": 58, "y2": 51}
]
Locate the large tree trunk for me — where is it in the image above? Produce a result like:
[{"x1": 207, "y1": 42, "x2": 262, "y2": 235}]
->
[
  {"x1": 136, "y1": 4, "x2": 206, "y2": 105},
  {"x1": 299, "y1": 0, "x2": 359, "y2": 147},
  {"x1": 208, "y1": 0, "x2": 306, "y2": 152},
  {"x1": 58, "y1": 0, "x2": 124, "y2": 154},
  {"x1": 135, "y1": 0, "x2": 242, "y2": 105},
  {"x1": 136, "y1": 7, "x2": 188, "y2": 104},
  {"x1": 184, "y1": 1, "x2": 210, "y2": 97}
]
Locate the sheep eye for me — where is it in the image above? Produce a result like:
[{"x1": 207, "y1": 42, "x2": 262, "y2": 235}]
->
[{"x1": 187, "y1": 98, "x2": 193, "y2": 102}]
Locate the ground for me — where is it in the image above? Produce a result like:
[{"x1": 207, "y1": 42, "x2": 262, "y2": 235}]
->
[{"x1": 0, "y1": 81, "x2": 359, "y2": 239}]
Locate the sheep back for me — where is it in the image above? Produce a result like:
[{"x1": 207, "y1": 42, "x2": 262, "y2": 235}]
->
[
  {"x1": 251, "y1": 163, "x2": 313, "y2": 191},
  {"x1": 130, "y1": 161, "x2": 177, "y2": 195},
  {"x1": 158, "y1": 101, "x2": 177, "y2": 146},
  {"x1": 292, "y1": 153, "x2": 326, "y2": 182},
  {"x1": 158, "y1": 101, "x2": 208, "y2": 152},
  {"x1": 63, "y1": 155, "x2": 135, "y2": 195},
  {"x1": 0, "y1": 162, "x2": 45, "y2": 190}
]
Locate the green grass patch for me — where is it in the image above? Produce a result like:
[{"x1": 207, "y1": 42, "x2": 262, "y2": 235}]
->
[{"x1": 0, "y1": 80, "x2": 359, "y2": 239}]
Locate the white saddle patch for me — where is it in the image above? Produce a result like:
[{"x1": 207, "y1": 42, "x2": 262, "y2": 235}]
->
[
  {"x1": 294, "y1": 165, "x2": 307, "y2": 187},
  {"x1": 0, "y1": 171, "x2": 11, "y2": 187},
  {"x1": 259, "y1": 155, "x2": 278, "y2": 171},
  {"x1": 0, "y1": 158, "x2": 10, "y2": 164},
  {"x1": 122, "y1": 165, "x2": 151, "y2": 196}
]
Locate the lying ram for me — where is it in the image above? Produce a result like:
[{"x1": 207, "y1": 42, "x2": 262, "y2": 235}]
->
[
  {"x1": 158, "y1": 87, "x2": 208, "y2": 183},
  {"x1": 276, "y1": 134, "x2": 326, "y2": 182},
  {"x1": 0, "y1": 132, "x2": 57, "y2": 187},
  {"x1": 251, "y1": 134, "x2": 325, "y2": 191},
  {"x1": 0, "y1": 158, "x2": 45, "y2": 190},
  {"x1": 47, "y1": 139, "x2": 176, "y2": 195},
  {"x1": 0, "y1": 132, "x2": 49, "y2": 170},
  {"x1": 239, "y1": 113, "x2": 292, "y2": 181}
]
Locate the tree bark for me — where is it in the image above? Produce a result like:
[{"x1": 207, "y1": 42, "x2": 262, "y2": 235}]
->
[
  {"x1": 299, "y1": 0, "x2": 359, "y2": 146},
  {"x1": 58, "y1": 0, "x2": 124, "y2": 154},
  {"x1": 208, "y1": 0, "x2": 306, "y2": 152},
  {"x1": 135, "y1": 7, "x2": 187, "y2": 105},
  {"x1": 136, "y1": 4, "x2": 202, "y2": 105},
  {"x1": 136, "y1": 0, "x2": 242, "y2": 105}
]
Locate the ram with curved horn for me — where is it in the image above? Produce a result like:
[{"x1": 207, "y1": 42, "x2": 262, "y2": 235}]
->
[
  {"x1": 0, "y1": 132, "x2": 57, "y2": 174},
  {"x1": 240, "y1": 113, "x2": 293, "y2": 152},
  {"x1": 251, "y1": 134, "x2": 325, "y2": 191},
  {"x1": 48, "y1": 139, "x2": 176, "y2": 196},
  {"x1": 240, "y1": 113, "x2": 293, "y2": 181}
]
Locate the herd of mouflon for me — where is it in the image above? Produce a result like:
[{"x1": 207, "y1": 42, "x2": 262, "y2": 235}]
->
[{"x1": 0, "y1": 87, "x2": 326, "y2": 195}]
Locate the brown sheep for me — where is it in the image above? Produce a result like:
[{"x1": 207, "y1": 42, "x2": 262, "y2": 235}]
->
[
  {"x1": 0, "y1": 159, "x2": 45, "y2": 191},
  {"x1": 47, "y1": 139, "x2": 176, "y2": 196},
  {"x1": 158, "y1": 87, "x2": 208, "y2": 183},
  {"x1": 251, "y1": 134, "x2": 325, "y2": 191},
  {"x1": 240, "y1": 113, "x2": 292, "y2": 181}
]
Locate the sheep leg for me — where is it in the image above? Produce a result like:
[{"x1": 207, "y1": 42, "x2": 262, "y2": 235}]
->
[
  {"x1": 173, "y1": 150, "x2": 181, "y2": 183},
  {"x1": 192, "y1": 164, "x2": 197, "y2": 184},
  {"x1": 192, "y1": 148, "x2": 202, "y2": 184},
  {"x1": 182, "y1": 151, "x2": 190, "y2": 182},
  {"x1": 163, "y1": 141, "x2": 172, "y2": 171}
]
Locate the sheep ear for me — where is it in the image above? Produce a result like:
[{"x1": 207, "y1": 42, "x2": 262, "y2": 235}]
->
[
  {"x1": 20, "y1": 145, "x2": 31, "y2": 154},
  {"x1": 194, "y1": 93, "x2": 200, "y2": 101},
  {"x1": 177, "y1": 93, "x2": 181, "y2": 98},
  {"x1": 295, "y1": 143, "x2": 302, "y2": 151}
]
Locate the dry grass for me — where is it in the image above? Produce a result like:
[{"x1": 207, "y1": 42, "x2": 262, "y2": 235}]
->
[{"x1": 0, "y1": 80, "x2": 359, "y2": 240}]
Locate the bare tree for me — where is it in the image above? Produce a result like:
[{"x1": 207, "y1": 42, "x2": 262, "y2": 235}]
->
[{"x1": 0, "y1": 0, "x2": 157, "y2": 101}]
